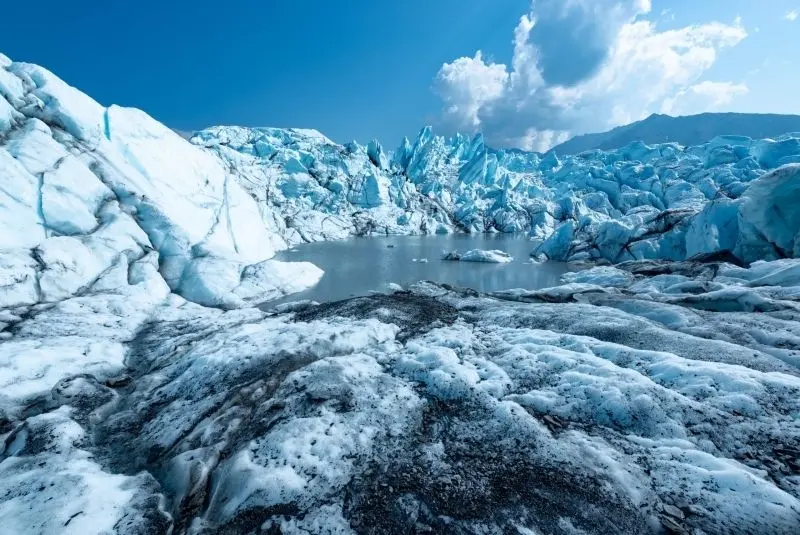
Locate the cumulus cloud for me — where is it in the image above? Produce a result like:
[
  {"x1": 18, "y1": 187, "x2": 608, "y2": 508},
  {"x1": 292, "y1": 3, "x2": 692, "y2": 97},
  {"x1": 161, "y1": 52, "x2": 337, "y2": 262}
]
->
[
  {"x1": 433, "y1": 0, "x2": 748, "y2": 151},
  {"x1": 434, "y1": 52, "x2": 508, "y2": 131},
  {"x1": 786, "y1": 10, "x2": 799, "y2": 22}
]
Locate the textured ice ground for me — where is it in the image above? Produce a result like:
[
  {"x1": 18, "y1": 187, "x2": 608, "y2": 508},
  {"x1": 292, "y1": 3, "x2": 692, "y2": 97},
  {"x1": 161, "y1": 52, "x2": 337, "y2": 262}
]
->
[
  {"x1": 2, "y1": 53, "x2": 800, "y2": 534},
  {"x1": 3, "y1": 258, "x2": 800, "y2": 534}
]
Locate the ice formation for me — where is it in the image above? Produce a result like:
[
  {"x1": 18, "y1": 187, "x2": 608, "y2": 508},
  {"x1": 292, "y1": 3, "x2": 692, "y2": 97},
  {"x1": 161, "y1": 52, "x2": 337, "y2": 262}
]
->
[
  {"x1": 192, "y1": 122, "x2": 800, "y2": 268},
  {"x1": 1, "y1": 53, "x2": 800, "y2": 534},
  {"x1": 0, "y1": 54, "x2": 322, "y2": 310},
  {"x1": 442, "y1": 249, "x2": 513, "y2": 263}
]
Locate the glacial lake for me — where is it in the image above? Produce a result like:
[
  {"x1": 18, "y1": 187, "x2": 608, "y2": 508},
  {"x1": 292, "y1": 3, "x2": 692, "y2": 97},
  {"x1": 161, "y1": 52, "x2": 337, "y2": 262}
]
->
[{"x1": 269, "y1": 234, "x2": 575, "y2": 305}]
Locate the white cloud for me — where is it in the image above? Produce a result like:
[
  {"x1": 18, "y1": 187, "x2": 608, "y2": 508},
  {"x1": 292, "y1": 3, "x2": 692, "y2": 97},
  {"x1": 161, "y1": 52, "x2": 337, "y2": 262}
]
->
[
  {"x1": 434, "y1": 51, "x2": 508, "y2": 131},
  {"x1": 786, "y1": 10, "x2": 799, "y2": 21},
  {"x1": 661, "y1": 81, "x2": 749, "y2": 116},
  {"x1": 516, "y1": 129, "x2": 571, "y2": 152},
  {"x1": 433, "y1": 0, "x2": 748, "y2": 151}
]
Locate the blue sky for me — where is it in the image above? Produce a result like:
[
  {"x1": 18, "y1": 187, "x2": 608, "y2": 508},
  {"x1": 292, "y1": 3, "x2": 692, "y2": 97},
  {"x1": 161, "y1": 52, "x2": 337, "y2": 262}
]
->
[{"x1": 2, "y1": 1, "x2": 799, "y2": 149}]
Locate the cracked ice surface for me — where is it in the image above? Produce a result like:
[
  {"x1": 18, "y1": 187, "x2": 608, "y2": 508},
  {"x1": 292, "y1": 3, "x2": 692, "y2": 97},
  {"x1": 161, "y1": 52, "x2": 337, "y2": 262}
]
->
[
  {"x1": 3, "y1": 258, "x2": 800, "y2": 534},
  {"x1": 0, "y1": 54, "x2": 321, "y2": 310}
]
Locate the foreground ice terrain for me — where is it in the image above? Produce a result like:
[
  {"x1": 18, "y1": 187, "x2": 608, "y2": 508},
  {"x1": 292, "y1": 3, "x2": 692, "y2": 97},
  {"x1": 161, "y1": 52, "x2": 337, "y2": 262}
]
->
[
  {"x1": 3, "y1": 261, "x2": 800, "y2": 534},
  {"x1": 1, "y1": 53, "x2": 799, "y2": 534}
]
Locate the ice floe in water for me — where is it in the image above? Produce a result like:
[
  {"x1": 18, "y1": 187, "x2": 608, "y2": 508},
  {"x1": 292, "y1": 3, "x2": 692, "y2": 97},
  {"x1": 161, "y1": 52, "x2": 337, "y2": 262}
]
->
[{"x1": 442, "y1": 248, "x2": 513, "y2": 263}]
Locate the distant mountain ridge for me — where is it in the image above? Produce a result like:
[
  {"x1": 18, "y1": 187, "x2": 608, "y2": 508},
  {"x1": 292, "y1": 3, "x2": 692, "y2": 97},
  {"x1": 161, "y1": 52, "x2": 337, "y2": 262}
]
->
[{"x1": 550, "y1": 112, "x2": 800, "y2": 155}]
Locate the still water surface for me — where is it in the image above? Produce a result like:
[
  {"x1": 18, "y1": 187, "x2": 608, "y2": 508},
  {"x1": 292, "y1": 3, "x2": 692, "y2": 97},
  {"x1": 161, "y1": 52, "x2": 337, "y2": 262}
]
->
[{"x1": 270, "y1": 234, "x2": 575, "y2": 305}]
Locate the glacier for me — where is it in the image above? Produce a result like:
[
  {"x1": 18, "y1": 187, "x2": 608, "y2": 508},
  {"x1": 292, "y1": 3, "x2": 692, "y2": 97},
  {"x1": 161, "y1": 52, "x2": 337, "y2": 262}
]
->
[
  {"x1": 191, "y1": 121, "x2": 800, "y2": 267},
  {"x1": 0, "y1": 60, "x2": 324, "y2": 310},
  {"x1": 1, "y1": 52, "x2": 800, "y2": 535}
]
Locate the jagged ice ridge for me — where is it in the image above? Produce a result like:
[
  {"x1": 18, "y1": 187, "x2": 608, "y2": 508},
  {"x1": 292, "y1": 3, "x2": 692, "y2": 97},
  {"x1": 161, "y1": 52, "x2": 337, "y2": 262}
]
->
[{"x1": 191, "y1": 121, "x2": 800, "y2": 267}]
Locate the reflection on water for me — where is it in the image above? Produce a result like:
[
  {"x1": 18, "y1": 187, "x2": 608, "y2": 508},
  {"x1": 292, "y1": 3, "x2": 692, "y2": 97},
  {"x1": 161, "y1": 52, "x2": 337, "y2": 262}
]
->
[{"x1": 270, "y1": 234, "x2": 574, "y2": 305}]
